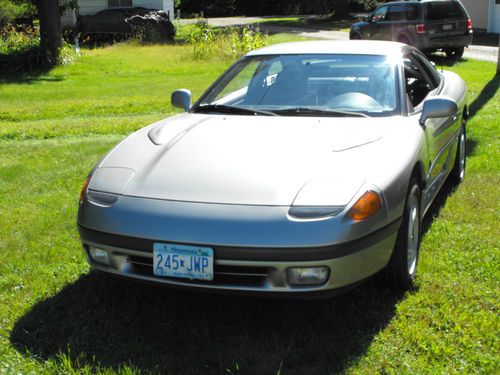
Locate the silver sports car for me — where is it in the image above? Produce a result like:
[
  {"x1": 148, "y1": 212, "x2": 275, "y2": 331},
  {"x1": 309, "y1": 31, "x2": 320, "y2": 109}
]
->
[{"x1": 78, "y1": 41, "x2": 467, "y2": 296}]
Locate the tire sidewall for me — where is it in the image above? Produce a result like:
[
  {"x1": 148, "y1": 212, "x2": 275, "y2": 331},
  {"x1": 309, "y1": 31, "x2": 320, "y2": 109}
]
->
[{"x1": 388, "y1": 180, "x2": 421, "y2": 288}]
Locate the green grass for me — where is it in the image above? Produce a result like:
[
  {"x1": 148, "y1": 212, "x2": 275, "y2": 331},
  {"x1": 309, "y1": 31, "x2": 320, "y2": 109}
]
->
[{"x1": 0, "y1": 38, "x2": 499, "y2": 374}]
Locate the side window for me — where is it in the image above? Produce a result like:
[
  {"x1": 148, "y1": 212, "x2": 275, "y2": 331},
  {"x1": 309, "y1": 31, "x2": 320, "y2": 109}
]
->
[
  {"x1": 412, "y1": 52, "x2": 441, "y2": 88},
  {"x1": 403, "y1": 53, "x2": 434, "y2": 110},
  {"x1": 371, "y1": 6, "x2": 388, "y2": 22},
  {"x1": 386, "y1": 5, "x2": 404, "y2": 21},
  {"x1": 404, "y1": 5, "x2": 419, "y2": 21}
]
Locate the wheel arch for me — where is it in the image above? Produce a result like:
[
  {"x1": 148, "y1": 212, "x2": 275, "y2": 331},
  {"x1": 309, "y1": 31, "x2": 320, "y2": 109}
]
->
[
  {"x1": 411, "y1": 161, "x2": 427, "y2": 192},
  {"x1": 463, "y1": 104, "x2": 469, "y2": 121}
]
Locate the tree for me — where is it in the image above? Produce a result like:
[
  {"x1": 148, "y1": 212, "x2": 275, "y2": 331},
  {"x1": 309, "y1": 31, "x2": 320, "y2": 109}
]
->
[
  {"x1": 36, "y1": 0, "x2": 62, "y2": 67},
  {"x1": 497, "y1": 34, "x2": 500, "y2": 74}
]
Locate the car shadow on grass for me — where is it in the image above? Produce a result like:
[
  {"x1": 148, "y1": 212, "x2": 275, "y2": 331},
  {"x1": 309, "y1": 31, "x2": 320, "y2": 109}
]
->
[{"x1": 11, "y1": 270, "x2": 407, "y2": 374}]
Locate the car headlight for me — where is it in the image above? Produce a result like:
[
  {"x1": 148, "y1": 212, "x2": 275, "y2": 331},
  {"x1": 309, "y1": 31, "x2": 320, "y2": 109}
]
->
[
  {"x1": 88, "y1": 167, "x2": 134, "y2": 194},
  {"x1": 289, "y1": 178, "x2": 364, "y2": 219},
  {"x1": 288, "y1": 206, "x2": 343, "y2": 219}
]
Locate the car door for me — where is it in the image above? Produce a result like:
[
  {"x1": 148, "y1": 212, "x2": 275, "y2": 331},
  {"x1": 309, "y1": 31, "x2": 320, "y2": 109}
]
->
[
  {"x1": 364, "y1": 6, "x2": 389, "y2": 39},
  {"x1": 403, "y1": 51, "x2": 458, "y2": 205}
]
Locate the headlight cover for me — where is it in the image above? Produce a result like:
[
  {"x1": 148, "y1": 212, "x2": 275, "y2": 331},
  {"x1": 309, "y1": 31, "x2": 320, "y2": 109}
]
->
[{"x1": 289, "y1": 178, "x2": 364, "y2": 219}]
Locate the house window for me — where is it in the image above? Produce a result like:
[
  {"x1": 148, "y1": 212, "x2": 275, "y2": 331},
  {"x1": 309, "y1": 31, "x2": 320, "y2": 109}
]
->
[{"x1": 108, "y1": 0, "x2": 133, "y2": 8}]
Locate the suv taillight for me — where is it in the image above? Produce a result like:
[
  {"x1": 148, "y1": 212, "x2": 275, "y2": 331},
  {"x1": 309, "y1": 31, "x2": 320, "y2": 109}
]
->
[
  {"x1": 467, "y1": 18, "x2": 472, "y2": 31},
  {"x1": 416, "y1": 24, "x2": 426, "y2": 34}
]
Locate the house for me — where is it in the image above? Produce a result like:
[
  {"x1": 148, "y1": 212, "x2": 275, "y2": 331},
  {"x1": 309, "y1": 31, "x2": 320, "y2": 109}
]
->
[
  {"x1": 460, "y1": 0, "x2": 500, "y2": 33},
  {"x1": 62, "y1": 0, "x2": 174, "y2": 27}
]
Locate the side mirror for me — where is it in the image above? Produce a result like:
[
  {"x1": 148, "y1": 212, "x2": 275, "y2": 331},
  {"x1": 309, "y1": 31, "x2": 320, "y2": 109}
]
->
[
  {"x1": 419, "y1": 96, "x2": 458, "y2": 127},
  {"x1": 171, "y1": 89, "x2": 192, "y2": 112}
]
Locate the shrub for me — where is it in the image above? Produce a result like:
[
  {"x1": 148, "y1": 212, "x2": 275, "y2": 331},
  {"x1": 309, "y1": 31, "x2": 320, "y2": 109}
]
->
[
  {"x1": 0, "y1": 0, "x2": 34, "y2": 29},
  {"x1": 0, "y1": 27, "x2": 76, "y2": 72},
  {"x1": 0, "y1": 26, "x2": 39, "y2": 55},
  {"x1": 187, "y1": 20, "x2": 267, "y2": 60}
]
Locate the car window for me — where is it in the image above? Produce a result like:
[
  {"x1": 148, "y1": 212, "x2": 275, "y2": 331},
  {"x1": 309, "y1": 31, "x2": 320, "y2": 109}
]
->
[
  {"x1": 197, "y1": 54, "x2": 399, "y2": 116},
  {"x1": 371, "y1": 6, "x2": 388, "y2": 22},
  {"x1": 386, "y1": 4, "x2": 419, "y2": 21},
  {"x1": 412, "y1": 51, "x2": 441, "y2": 88},
  {"x1": 214, "y1": 59, "x2": 260, "y2": 103},
  {"x1": 425, "y1": 1, "x2": 466, "y2": 20},
  {"x1": 403, "y1": 53, "x2": 434, "y2": 110}
]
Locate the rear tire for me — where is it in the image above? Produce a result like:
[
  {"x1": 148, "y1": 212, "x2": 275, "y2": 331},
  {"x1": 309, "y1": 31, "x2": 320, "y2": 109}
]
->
[
  {"x1": 445, "y1": 47, "x2": 465, "y2": 59},
  {"x1": 450, "y1": 121, "x2": 466, "y2": 184},
  {"x1": 350, "y1": 33, "x2": 361, "y2": 40},
  {"x1": 386, "y1": 180, "x2": 421, "y2": 289}
]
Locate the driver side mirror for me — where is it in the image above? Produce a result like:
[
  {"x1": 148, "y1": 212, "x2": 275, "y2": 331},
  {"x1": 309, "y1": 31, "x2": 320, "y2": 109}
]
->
[
  {"x1": 171, "y1": 89, "x2": 192, "y2": 112},
  {"x1": 419, "y1": 96, "x2": 458, "y2": 127}
]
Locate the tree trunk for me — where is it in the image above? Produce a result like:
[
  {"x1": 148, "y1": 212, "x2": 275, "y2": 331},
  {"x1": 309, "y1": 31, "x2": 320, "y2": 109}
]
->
[
  {"x1": 37, "y1": 0, "x2": 62, "y2": 67},
  {"x1": 497, "y1": 34, "x2": 500, "y2": 74}
]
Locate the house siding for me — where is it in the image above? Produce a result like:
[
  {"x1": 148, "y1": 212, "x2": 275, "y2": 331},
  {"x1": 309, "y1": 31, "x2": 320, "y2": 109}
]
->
[
  {"x1": 79, "y1": 0, "x2": 106, "y2": 16},
  {"x1": 461, "y1": 0, "x2": 489, "y2": 30}
]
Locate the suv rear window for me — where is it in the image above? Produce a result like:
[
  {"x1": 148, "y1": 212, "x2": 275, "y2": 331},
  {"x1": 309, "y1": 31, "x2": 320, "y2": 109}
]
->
[{"x1": 425, "y1": 2, "x2": 466, "y2": 20}]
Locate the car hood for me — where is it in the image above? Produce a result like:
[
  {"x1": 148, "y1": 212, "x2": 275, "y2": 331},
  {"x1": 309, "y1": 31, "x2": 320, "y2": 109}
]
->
[{"x1": 94, "y1": 113, "x2": 401, "y2": 206}]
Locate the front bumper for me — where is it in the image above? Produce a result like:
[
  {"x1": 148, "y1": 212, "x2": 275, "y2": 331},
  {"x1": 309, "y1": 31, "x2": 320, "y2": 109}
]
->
[{"x1": 78, "y1": 219, "x2": 400, "y2": 296}]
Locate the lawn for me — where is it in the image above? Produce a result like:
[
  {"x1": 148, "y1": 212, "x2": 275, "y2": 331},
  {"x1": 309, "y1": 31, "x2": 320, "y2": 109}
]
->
[{"x1": 0, "y1": 35, "x2": 499, "y2": 374}]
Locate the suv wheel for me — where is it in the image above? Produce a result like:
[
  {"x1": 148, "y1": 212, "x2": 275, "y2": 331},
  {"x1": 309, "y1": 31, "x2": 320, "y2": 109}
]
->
[{"x1": 445, "y1": 47, "x2": 465, "y2": 59}]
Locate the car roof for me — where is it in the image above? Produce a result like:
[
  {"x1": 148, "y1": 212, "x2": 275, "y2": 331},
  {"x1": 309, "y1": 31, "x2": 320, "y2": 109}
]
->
[{"x1": 246, "y1": 40, "x2": 407, "y2": 57}]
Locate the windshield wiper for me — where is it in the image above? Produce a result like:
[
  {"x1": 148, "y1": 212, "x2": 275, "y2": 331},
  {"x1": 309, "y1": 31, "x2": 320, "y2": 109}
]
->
[
  {"x1": 272, "y1": 107, "x2": 370, "y2": 118},
  {"x1": 192, "y1": 104, "x2": 278, "y2": 116}
]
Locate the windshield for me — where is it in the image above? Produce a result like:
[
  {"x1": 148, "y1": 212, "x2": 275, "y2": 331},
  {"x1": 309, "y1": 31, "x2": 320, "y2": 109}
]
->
[{"x1": 193, "y1": 54, "x2": 399, "y2": 117}]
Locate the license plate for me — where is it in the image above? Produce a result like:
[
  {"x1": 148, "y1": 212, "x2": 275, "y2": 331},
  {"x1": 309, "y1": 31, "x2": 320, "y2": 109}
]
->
[
  {"x1": 442, "y1": 24, "x2": 453, "y2": 31},
  {"x1": 153, "y1": 243, "x2": 214, "y2": 281}
]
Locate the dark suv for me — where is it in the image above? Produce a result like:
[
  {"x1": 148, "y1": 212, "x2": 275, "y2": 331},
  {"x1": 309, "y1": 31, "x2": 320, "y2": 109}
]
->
[{"x1": 350, "y1": 0, "x2": 473, "y2": 58}]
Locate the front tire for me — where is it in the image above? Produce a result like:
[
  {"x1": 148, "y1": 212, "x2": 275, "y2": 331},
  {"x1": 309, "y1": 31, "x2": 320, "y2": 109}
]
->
[{"x1": 386, "y1": 180, "x2": 421, "y2": 289}]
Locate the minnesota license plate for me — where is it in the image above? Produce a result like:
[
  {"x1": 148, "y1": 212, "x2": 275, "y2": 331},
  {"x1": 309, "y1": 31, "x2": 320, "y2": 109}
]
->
[
  {"x1": 442, "y1": 24, "x2": 453, "y2": 31},
  {"x1": 153, "y1": 243, "x2": 214, "y2": 281}
]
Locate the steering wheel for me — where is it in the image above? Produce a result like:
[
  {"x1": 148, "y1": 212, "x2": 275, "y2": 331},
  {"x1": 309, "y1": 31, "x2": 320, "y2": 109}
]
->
[{"x1": 326, "y1": 92, "x2": 383, "y2": 112}]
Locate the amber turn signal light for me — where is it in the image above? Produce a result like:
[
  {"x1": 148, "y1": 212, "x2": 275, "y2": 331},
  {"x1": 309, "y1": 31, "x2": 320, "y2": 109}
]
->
[
  {"x1": 348, "y1": 190, "x2": 382, "y2": 221},
  {"x1": 79, "y1": 176, "x2": 90, "y2": 204}
]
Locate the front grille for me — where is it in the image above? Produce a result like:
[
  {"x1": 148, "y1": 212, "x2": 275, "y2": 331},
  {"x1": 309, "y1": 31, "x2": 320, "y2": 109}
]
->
[{"x1": 123, "y1": 253, "x2": 269, "y2": 287}]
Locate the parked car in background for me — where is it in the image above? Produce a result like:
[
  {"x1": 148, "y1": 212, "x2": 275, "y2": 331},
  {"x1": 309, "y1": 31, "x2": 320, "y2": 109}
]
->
[
  {"x1": 78, "y1": 41, "x2": 468, "y2": 297},
  {"x1": 350, "y1": 0, "x2": 473, "y2": 59}
]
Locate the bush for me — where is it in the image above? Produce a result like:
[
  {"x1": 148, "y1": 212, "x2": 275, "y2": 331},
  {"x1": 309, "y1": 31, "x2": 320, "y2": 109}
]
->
[
  {"x1": 350, "y1": 0, "x2": 378, "y2": 11},
  {"x1": 0, "y1": 25, "x2": 39, "y2": 55},
  {"x1": 0, "y1": 0, "x2": 34, "y2": 29},
  {"x1": 180, "y1": 0, "x2": 350, "y2": 16},
  {"x1": 0, "y1": 27, "x2": 76, "y2": 72},
  {"x1": 187, "y1": 20, "x2": 267, "y2": 60}
]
